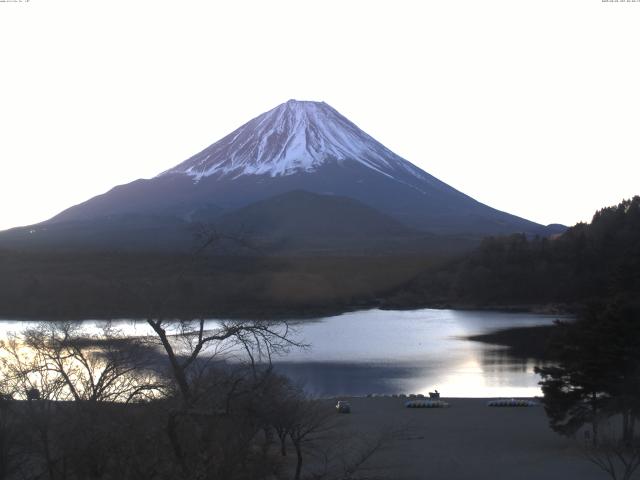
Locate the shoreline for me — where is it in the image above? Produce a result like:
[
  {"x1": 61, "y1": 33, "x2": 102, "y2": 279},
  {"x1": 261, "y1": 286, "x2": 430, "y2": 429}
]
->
[
  {"x1": 330, "y1": 394, "x2": 543, "y2": 400},
  {"x1": 0, "y1": 301, "x2": 574, "y2": 322},
  {"x1": 319, "y1": 396, "x2": 600, "y2": 480},
  {"x1": 466, "y1": 324, "x2": 560, "y2": 361},
  {"x1": 2, "y1": 396, "x2": 600, "y2": 479}
]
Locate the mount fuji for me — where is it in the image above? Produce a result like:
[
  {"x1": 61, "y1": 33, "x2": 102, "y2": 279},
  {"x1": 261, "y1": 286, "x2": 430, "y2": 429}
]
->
[{"x1": 2, "y1": 100, "x2": 560, "y2": 253}]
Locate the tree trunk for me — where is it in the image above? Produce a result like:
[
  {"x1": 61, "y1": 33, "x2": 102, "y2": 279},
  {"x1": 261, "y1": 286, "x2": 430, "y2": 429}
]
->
[
  {"x1": 42, "y1": 430, "x2": 56, "y2": 480},
  {"x1": 147, "y1": 320, "x2": 191, "y2": 404},
  {"x1": 294, "y1": 441, "x2": 303, "y2": 480},
  {"x1": 166, "y1": 411, "x2": 188, "y2": 475},
  {"x1": 591, "y1": 393, "x2": 599, "y2": 447},
  {"x1": 275, "y1": 428, "x2": 287, "y2": 456},
  {"x1": 623, "y1": 410, "x2": 630, "y2": 446}
]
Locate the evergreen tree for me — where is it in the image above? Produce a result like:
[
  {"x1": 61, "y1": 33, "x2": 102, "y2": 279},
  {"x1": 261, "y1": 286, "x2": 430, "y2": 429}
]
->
[{"x1": 536, "y1": 302, "x2": 640, "y2": 445}]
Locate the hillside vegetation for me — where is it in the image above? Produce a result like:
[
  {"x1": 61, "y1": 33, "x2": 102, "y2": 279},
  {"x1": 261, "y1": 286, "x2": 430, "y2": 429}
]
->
[
  {"x1": 2, "y1": 197, "x2": 636, "y2": 320},
  {"x1": 0, "y1": 252, "x2": 439, "y2": 319},
  {"x1": 388, "y1": 196, "x2": 640, "y2": 309}
]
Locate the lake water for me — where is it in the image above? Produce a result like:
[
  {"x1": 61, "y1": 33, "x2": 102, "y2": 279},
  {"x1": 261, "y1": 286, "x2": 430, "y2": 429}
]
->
[{"x1": 0, "y1": 308, "x2": 561, "y2": 398}]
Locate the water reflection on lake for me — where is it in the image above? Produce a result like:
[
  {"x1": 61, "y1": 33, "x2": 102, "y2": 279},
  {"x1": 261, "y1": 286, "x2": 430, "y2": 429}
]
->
[
  {"x1": 274, "y1": 309, "x2": 560, "y2": 397},
  {"x1": 0, "y1": 308, "x2": 562, "y2": 398}
]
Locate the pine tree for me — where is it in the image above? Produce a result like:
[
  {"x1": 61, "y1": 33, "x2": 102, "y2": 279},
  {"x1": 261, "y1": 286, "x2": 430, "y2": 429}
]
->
[{"x1": 536, "y1": 302, "x2": 640, "y2": 446}]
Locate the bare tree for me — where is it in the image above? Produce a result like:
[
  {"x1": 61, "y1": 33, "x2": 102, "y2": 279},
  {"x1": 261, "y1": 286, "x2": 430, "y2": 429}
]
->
[
  {"x1": 1, "y1": 323, "x2": 167, "y2": 480},
  {"x1": 582, "y1": 415, "x2": 640, "y2": 480},
  {"x1": 583, "y1": 432, "x2": 640, "y2": 480},
  {"x1": 286, "y1": 398, "x2": 335, "y2": 480},
  {"x1": 142, "y1": 316, "x2": 305, "y2": 477},
  {"x1": 0, "y1": 394, "x2": 24, "y2": 480},
  {"x1": 145, "y1": 317, "x2": 300, "y2": 405},
  {"x1": 14, "y1": 322, "x2": 166, "y2": 403},
  {"x1": 135, "y1": 226, "x2": 379, "y2": 479},
  {"x1": 1, "y1": 332, "x2": 70, "y2": 480},
  {"x1": 310, "y1": 433, "x2": 390, "y2": 480},
  {"x1": 275, "y1": 394, "x2": 389, "y2": 480}
]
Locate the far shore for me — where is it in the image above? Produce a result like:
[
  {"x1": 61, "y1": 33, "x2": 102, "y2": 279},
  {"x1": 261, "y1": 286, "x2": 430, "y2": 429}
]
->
[
  {"x1": 466, "y1": 324, "x2": 560, "y2": 360},
  {"x1": 0, "y1": 301, "x2": 575, "y2": 323}
]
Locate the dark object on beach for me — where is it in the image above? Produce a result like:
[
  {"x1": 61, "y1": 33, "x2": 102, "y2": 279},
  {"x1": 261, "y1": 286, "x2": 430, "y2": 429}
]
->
[
  {"x1": 429, "y1": 390, "x2": 440, "y2": 399},
  {"x1": 26, "y1": 388, "x2": 40, "y2": 401},
  {"x1": 336, "y1": 400, "x2": 351, "y2": 413}
]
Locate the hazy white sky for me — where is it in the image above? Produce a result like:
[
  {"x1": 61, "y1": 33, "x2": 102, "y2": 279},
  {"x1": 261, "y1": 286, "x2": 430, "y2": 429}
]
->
[{"x1": 1, "y1": 0, "x2": 639, "y2": 231}]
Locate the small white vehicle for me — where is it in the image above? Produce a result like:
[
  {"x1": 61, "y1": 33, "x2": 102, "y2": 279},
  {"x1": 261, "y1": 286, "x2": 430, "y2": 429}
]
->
[{"x1": 336, "y1": 400, "x2": 351, "y2": 413}]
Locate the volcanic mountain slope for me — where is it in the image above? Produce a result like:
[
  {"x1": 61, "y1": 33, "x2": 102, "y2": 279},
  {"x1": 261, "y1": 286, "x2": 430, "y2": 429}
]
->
[
  {"x1": 214, "y1": 190, "x2": 462, "y2": 254},
  {"x1": 1, "y1": 100, "x2": 560, "y2": 253},
  {"x1": 0, "y1": 191, "x2": 474, "y2": 255}
]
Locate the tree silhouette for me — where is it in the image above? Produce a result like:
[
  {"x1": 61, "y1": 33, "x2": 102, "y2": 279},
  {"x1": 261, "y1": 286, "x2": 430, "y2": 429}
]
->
[{"x1": 536, "y1": 302, "x2": 640, "y2": 447}]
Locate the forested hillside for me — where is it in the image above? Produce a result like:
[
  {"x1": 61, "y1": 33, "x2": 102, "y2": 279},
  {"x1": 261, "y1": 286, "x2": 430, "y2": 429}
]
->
[{"x1": 389, "y1": 197, "x2": 640, "y2": 309}]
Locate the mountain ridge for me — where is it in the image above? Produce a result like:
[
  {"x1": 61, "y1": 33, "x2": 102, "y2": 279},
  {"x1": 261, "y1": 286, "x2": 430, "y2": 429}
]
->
[{"x1": 2, "y1": 99, "x2": 563, "y2": 253}]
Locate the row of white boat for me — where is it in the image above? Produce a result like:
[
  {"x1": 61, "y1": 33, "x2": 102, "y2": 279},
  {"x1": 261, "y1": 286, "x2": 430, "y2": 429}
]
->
[
  {"x1": 358, "y1": 394, "x2": 539, "y2": 409},
  {"x1": 336, "y1": 396, "x2": 539, "y2": 411},
  {"x1": 405, "y1": 398, "x2": 539, "y2": 408}
]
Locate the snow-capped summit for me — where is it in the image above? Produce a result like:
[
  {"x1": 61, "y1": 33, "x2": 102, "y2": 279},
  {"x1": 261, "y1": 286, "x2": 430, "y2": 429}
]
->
[
  {"x1": 161, "y1": 99, "x2": 426, "y2": 182},
  {"x1": 38, "y1": 99, "x2": 554, "y2": 242}
]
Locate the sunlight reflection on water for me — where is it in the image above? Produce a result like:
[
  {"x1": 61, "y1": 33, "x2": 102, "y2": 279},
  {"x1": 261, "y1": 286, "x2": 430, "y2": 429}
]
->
[{"x1": 0, "y1": 308, "x2": 563, "y2": 398}]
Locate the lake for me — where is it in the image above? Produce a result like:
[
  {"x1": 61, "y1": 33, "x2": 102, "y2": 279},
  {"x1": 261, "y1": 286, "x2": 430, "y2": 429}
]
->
[{"x1": 0, "y1": 308, "x2": 561, "y2": 398}]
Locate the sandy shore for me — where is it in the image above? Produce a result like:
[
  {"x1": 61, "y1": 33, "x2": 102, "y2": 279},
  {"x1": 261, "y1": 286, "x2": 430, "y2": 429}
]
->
[{"x1": 320, "y1": 397, "x2": 600, "y2": 480}]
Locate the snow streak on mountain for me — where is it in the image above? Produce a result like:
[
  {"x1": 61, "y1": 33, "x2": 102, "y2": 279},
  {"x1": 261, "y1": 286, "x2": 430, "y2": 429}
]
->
[{"x1": 161, "y1": 99, "x2": 429, "y2": 183}]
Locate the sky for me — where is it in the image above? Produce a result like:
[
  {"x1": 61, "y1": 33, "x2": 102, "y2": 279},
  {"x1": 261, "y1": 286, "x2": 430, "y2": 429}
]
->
[{"x1": 1, "y1": 0, "x2": 639, "y2": 231}]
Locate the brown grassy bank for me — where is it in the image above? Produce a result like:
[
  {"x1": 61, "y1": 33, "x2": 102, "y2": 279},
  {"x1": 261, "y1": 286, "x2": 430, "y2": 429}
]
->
[{"x1": 0, "y1": 250, "x2": 442, "y2": 319}]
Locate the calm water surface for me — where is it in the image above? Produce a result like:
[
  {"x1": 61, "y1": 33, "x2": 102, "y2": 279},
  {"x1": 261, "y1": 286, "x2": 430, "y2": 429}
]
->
[{"x1": 0, "y1": 309, "x2": 561, "y2": 398}]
